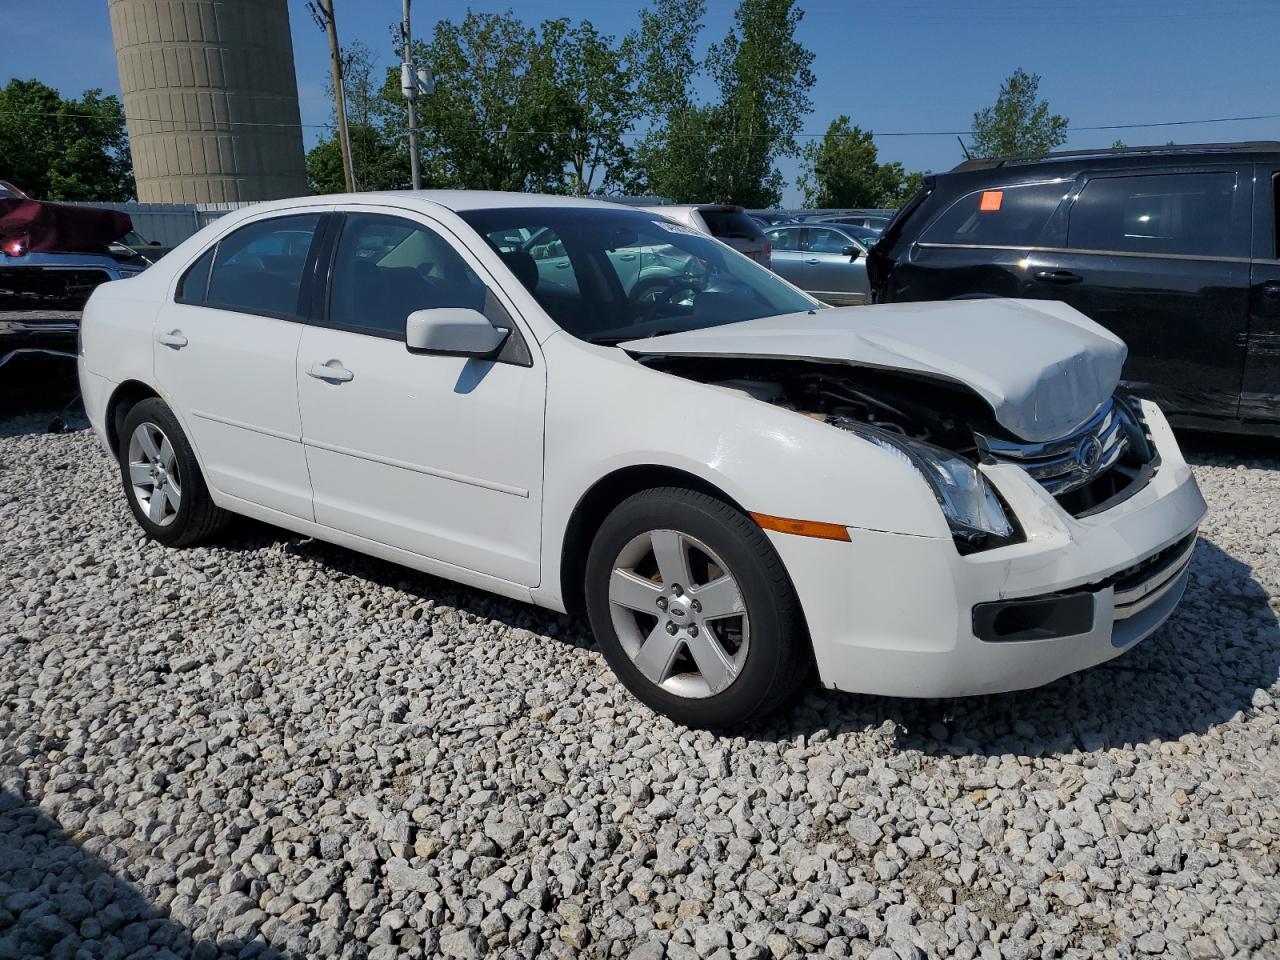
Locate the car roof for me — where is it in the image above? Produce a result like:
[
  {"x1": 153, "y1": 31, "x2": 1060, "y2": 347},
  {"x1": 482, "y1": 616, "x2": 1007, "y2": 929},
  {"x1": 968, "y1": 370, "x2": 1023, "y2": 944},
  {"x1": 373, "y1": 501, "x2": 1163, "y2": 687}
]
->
[
  {"x1": 947, "y1": 141, "x2": 1280, "y2": 177},
  {"x1": 218, "y1": 191, "x2": 639, "y2": 218}
]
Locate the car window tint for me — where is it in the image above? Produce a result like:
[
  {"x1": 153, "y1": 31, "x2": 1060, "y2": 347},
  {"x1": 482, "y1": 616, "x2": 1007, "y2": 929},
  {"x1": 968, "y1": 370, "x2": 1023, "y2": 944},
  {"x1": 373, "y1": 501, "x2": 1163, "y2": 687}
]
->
[
  {"x1": 921, "y1": 181, "x2": 1069, "y2": 247},
  {"x1": 697, "y1": 208, "x2": 765, "y2": 241},
  {"x1": 329, "y1": 214, "x2": 488, "y2": 338},
  {"x1": 1067, "y1": 172, "x2": 1240, "y2": 258},
  {"x1": 206, "y1": 214, "x2": 320, "y2": 317},
  {"x1": 176, "y1": 247, "x2": 214, "y2": 304},
  {"x1": 768, "y1": 228, "x2": 801, "y2": 252},
  {"x1": 808, "y1": 228, "x2": 851, "y2": 254}
]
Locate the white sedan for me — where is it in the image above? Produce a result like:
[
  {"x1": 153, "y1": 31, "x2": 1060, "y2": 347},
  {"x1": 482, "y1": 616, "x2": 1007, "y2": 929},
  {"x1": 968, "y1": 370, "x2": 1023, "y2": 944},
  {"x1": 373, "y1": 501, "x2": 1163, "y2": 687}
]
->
[{"x1": 78, "y1": 192, "x2": 1206, "y2": 728}]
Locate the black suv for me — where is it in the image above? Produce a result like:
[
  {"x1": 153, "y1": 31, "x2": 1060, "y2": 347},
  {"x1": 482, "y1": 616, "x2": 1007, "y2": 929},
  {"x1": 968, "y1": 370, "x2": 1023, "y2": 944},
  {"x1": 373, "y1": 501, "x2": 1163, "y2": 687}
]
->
[{"x1": 867, "y1": 142, "x2": 1280, "y2": 436}]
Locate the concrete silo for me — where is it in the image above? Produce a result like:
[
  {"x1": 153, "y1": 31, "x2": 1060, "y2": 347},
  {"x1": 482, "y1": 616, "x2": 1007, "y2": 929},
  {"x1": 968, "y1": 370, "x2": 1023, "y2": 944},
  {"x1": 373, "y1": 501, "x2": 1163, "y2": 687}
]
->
[{"x1": 108, "y1": 0, "x2": 309, "y2": 203}]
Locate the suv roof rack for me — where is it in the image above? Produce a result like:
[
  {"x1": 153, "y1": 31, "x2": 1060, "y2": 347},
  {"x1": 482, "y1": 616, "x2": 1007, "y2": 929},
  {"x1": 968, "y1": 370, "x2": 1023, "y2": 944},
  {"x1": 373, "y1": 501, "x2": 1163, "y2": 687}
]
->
[{"x1": 950, "y1": 140, "x2": 1280, "y2": 173}]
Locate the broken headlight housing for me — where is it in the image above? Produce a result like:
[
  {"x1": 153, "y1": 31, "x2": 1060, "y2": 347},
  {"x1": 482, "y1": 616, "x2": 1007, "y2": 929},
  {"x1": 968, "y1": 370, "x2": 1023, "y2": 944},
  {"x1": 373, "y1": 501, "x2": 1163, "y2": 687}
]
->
[{"x1": 850, "y1": 426, "x2": 1016, "y2": 549}]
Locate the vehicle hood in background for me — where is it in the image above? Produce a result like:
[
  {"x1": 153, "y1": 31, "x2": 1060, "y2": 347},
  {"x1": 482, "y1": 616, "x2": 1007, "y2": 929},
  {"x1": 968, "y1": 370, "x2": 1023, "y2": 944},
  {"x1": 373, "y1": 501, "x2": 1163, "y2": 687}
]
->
[
  {"x1": 621, "y1": 298, "x2": 1127, "y2": 443},
  {"x1": 0, "y1": 199, "x2": 133, "y2": 253}
]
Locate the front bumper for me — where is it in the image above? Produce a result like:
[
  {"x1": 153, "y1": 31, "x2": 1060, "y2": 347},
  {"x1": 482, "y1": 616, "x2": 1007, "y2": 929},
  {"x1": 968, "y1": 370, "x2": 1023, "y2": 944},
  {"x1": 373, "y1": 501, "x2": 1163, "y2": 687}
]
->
[{"x1": 770, "y1": 400, "x2": 1207, "y2": 698}]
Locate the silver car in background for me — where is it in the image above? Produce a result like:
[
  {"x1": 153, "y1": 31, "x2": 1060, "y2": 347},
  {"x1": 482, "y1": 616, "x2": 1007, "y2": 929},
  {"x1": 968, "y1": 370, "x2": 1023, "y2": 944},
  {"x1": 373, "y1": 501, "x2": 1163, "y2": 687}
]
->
[
  {"x1": 641, "y1": 204, "x2": 772, "y2": 268},
  {"x1": 766, "y1": 221, "x2": 872, "y2": 306}
]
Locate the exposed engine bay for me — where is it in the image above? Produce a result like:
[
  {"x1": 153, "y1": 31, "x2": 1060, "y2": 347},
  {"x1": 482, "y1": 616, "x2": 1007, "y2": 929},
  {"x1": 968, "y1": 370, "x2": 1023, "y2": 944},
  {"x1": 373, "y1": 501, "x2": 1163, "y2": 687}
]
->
[{"x1": 644, "y1": 355, "x2": 1157, "y2": 518}]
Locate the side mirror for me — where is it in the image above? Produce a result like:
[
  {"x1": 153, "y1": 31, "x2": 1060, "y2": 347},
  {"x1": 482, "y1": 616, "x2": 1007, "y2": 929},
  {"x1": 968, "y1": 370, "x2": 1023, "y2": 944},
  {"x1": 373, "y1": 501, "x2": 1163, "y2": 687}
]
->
[
  {"x1": 405, "y1": 307, "x2": 509, "y2": 358},
  {"x1": 842, "y1": 244, "x2": 862, "y2": 261}
]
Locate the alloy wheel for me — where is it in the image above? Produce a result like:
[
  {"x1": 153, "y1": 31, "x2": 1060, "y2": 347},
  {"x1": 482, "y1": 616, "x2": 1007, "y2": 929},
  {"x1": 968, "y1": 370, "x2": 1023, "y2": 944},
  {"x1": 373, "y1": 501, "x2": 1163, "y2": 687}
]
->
[
  {"x1": 127, "y1": 421, "x2": 182, "y2": 527},
  {"x1": 607, "y1": 529, "x2": 750, "y2": 699}
]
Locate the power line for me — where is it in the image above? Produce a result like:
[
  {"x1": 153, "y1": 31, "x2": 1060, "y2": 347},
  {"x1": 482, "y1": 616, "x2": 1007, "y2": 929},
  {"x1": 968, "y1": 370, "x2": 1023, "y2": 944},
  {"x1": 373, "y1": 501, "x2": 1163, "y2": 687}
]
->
[{"x1": 1, "y1": 108, "x2": 1277, "y2": 140}]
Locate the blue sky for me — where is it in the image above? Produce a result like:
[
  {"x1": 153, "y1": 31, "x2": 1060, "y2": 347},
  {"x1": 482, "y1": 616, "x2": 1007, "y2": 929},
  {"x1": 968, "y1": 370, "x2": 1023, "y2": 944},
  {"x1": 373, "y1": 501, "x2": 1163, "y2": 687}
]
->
[{"x1": 5, "y1": 0, "x2": 1280, "y2": 205}]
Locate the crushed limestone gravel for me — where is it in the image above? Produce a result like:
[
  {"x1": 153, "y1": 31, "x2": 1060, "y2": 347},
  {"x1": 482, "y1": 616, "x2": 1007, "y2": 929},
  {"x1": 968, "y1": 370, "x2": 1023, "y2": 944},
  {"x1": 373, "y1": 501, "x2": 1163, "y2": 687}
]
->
[{"x1": 1, "y1": 419, "x2": 1277, "y2": 960}]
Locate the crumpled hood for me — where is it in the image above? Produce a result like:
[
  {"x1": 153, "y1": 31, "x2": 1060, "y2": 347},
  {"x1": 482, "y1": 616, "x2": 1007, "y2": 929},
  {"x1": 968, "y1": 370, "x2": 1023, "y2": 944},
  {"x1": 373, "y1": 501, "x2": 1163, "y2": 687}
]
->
[{"x1": 621, "y1": 298, "x2": 1127, "y2": 442}]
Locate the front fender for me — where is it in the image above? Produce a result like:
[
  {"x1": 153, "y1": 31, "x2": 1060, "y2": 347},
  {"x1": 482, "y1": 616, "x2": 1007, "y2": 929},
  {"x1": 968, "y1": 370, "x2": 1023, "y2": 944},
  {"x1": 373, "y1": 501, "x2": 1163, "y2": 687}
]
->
[{"x1": 536, "y1": 335, "x2": 950, "y2": 608}]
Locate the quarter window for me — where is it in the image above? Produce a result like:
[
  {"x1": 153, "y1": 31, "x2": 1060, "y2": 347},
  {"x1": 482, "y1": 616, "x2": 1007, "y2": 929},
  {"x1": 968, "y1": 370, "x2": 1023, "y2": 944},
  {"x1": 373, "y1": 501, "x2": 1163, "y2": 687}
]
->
[
  {"x1": 1067, "y1": 172, "x2": 1240, "y2": 258},
  {"x1": 921, "y1": 181, "x2": 1070, "y2": 248},
  {"x1": 328, "y1": 214, "x2": 488, "y2": 338},
  {"x1": 175, "y1": 247, "x2": 214, "y2": 305},
  {"x1": 205, "y1": 214, "x2": 321, "y2": 317}
]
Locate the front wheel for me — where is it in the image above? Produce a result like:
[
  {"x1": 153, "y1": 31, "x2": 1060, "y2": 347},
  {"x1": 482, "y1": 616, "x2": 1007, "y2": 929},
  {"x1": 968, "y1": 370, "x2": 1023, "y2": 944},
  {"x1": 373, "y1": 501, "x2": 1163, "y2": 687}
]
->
[
  {"x1": 117, "y1": 397, "x2": 229, "y2": 547},
  {"x1": 585, "y1": 487, "x2": 811, "y2": 728}
]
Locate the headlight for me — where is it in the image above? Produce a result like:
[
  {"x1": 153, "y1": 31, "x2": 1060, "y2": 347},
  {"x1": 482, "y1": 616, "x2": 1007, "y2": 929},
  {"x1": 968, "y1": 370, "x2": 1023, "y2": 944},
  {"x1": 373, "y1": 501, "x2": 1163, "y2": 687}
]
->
[{"x1": 851, "y1": 426, "x2": 1015, "y2": 546}]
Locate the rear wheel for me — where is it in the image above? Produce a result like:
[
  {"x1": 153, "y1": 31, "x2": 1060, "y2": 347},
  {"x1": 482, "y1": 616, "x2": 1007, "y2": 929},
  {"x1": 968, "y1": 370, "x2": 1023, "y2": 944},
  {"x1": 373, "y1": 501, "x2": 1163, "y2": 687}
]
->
[
  {"x1": 585, "y1": 487, "x2": 811, "y2": 728},
  {"x1": 118, "y1": 398, "x2": 228, "y2": 546}
]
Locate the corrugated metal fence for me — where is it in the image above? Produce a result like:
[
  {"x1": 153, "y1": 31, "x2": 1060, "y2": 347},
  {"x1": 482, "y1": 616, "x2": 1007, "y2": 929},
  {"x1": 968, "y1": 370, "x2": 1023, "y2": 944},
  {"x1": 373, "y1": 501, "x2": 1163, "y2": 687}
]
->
[{"x1": 66, "y1": 201, "x2": 255, "y2": 248}]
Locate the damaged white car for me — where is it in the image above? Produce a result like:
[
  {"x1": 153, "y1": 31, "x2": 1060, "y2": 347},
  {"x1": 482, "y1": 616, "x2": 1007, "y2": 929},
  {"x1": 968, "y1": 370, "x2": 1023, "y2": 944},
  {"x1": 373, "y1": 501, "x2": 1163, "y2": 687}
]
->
[{"x1": 78, "y1": 193, "x2": 1206, "y2": 728}]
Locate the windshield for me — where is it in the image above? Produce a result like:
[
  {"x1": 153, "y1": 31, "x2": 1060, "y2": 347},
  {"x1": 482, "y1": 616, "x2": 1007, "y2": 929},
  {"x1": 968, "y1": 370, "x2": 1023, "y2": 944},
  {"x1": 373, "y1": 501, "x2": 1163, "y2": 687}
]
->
[{"x1": 458, "y1": 206, "x2": 816, "y2": 343}]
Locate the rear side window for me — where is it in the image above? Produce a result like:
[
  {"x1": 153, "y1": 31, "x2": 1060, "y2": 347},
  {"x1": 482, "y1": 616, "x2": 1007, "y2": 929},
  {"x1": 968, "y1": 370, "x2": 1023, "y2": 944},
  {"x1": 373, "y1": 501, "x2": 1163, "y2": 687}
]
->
[
  {"x1": 767, "y1": 227, "x2": 802, "y2": 251},
  {"x1": 175, "y1": 247, "x2": 214, "y2": 304},
  {"x1": 1067, "y1": 172, "x2": 1240, "y2": 257},
  {"x1": 698, "y1": 208, "x2": 766, "y2": 242},
  {"x1": 921, "y1": 181, "x2": 1069, "y2": 247},
  {"x1": 205, "y1": 214, "x2": 321, "y2": 318}
]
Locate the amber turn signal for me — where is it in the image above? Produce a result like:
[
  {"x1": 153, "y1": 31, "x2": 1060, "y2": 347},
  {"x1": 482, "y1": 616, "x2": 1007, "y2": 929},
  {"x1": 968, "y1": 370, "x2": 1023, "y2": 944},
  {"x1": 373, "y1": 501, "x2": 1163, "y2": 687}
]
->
[{"x1": 750, "y1": 512, "x2": 852, "y2": 542}]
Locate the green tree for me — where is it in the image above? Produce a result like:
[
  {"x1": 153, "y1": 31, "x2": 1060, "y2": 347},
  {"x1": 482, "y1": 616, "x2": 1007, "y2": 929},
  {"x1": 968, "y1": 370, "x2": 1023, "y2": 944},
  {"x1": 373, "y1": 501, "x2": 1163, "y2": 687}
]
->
[
  {"x1": 532, "y1": 19, "x2": 636, "y2": 194},
  {"x1": 970, "y1": 68, "x2": 1068, "y2": 159},
  {"x1": 798, "y1": 117, "x2": 923, "y2": 208},
  {"x1": 702, "y1": 0, "x2": 814, "y2": 207},
  {"x1": 387, "y1": 12, "x2": 563, "y2": 192},
  {"x1": 0, "y1": 79, "x2": 134, "y2": 200},
  {"x1": 307, "y1": 41, "x2": 409, "y2": 194}
]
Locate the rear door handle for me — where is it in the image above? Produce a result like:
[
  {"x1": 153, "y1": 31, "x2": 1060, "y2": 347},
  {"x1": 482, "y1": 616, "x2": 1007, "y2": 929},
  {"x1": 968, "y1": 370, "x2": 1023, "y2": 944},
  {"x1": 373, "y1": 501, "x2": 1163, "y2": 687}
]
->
[
  {"x1": 1263, "y1": 281, "x2": 1280, "y2": 298},
  {"x1": 307, "y1": 360, "x2": 354, "y2": 383},
  {"x1": 156, "y1": 329, "x2": 188, "y2": 348},
  {"x1": 804, "y1": 258, "x2": 820, "y2": 265},
  {"x1": 1034, "y1": 269, "x2": 1083, "y2": 285}
]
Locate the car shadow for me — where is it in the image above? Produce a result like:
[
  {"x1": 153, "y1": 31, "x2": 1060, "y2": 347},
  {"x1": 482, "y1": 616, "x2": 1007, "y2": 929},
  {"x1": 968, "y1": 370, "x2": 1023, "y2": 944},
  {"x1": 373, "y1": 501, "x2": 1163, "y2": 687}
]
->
[
  {"x1": 0, "y1": 786, "x2": 288, "y2": 958},
  {"x1": 211, "y1": 519, "x2": 1276, "y2": 758},
  {"x1": 1176, "y1": 427, "x2": 1280, "y2": 470}
]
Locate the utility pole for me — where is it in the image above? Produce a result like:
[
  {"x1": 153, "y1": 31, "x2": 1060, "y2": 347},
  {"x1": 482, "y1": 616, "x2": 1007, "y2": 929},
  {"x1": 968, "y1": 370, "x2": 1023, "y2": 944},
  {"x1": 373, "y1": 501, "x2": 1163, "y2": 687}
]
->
[
  {"x1": 401, "y1": 0, "x2": 422, "y2": 190},
  {"x1": 315, "y1": 0, "x2": 356, "y2": 192}
]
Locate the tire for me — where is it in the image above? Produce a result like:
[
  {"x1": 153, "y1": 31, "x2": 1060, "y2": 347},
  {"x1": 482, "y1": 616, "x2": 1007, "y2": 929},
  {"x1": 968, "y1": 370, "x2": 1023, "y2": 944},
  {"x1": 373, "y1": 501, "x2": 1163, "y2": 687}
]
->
[
  {"x1": 585, "y1": 486, "x2": 812, "y2": 728},
  {"x1": 117, "y1": 397, "x2": 229, "y2": 547}
]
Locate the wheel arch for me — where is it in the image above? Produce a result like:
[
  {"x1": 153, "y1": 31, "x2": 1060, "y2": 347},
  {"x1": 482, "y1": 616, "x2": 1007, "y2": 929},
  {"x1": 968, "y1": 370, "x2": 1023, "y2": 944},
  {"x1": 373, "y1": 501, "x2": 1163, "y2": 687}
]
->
[
  {"x1": 105, "y1": 380, "x2": 162, "y2": 453},
  {"x1": 558, "y1": 464, "x2": 753, "y2": 618}
]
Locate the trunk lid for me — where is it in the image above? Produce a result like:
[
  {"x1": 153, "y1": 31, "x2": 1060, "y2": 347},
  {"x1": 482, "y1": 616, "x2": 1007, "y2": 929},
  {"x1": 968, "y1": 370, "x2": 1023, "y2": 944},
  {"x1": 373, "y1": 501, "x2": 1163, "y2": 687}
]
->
[{"x1": 620, "y1": 298, "x2": 1127, "y2": 443}]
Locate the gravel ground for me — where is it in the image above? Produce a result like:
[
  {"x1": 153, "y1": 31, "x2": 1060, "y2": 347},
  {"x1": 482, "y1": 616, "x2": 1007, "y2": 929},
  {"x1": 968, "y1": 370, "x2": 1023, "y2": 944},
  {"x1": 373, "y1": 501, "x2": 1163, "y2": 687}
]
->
[{"x1": 1, "y1": 416, "x2": 1278, "y2": 960}]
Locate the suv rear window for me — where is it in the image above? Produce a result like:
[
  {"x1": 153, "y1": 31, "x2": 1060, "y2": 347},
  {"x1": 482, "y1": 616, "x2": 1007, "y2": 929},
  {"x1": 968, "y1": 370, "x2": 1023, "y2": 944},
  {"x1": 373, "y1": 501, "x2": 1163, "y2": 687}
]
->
[
  {"x1": 698, "y1": 208, "x2": 766, "y2": 242},
  {"x1": 1066, "y1": 172, "x2": 1240, "y2": 258},
  {"x1": 921, "y1": 180, "x2": 1069, "y2": 248}
]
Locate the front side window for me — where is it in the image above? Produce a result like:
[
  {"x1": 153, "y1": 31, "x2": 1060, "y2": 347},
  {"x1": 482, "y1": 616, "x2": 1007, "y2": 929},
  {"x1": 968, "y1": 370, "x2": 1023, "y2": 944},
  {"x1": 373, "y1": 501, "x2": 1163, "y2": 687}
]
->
[
  {"x1": 921, "y1": 180, "x2": 1070, "y2": 248},
  {"x1": 767, "y1": 227, "x2": 801, "y2": 252},
  {"x1": 328, "y1": 214, "x2": 488, "y2": 338},
  {"x1": 808, "y1": 227, "x2": 853, "y2": 254},
  {"x1": 205, "y1": 214, "x2": 321, "y2": 317},
  {"x1": 1067, "y1": 172, "x2": 1240, "y2": 258},
  {"x1": 459, "y1": 207, "x2": 816, "y2": 344}
]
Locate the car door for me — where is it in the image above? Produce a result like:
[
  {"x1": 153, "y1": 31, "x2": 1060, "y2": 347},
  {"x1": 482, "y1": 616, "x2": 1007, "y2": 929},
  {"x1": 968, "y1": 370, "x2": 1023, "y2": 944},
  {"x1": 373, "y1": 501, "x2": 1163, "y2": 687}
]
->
[
  {"x1": 804, "y1": 226, "x2": 868, "y2": 305},
  {"x1": 1244, "y1": 164, "x2": 1280, "y2": 426},
  {"x1": 1029, "y1": 168, "x2": 1252, "y2": 420},
  {"x1": 154, "y1": 211, "x2": 325, "y2": 519},
  {"x1": 765, "y1": 226, "x2": 805, "y2": 286},
  {"x1": 296, "y1": 209, "x2": 545, "y2": 587}
]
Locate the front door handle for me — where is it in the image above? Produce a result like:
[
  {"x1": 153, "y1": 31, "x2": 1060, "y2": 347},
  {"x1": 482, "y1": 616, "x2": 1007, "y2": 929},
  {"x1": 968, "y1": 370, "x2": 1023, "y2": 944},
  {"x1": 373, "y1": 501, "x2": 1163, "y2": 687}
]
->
[
  {"x1": 156, "y1": 329, "x2": 188, "y2": 348},
  {"x1": 307, "y1": 360, "x2": 354, "y2": 383},
  {"x1": 1034, "y1": 269, "x2": 1083, "y2": 285},
  {"x1": 804, "y1": 258, "x2": 820, "y2": 265},
  {"x1": 1263, "y1": 281, "x2": 1280, "y2": 299}
]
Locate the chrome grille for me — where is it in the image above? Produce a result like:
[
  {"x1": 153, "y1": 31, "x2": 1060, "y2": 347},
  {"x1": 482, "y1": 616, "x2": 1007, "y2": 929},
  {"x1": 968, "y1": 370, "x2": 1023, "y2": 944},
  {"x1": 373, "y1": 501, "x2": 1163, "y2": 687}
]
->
[{"x1": 979, "y1": 398, "x2": 1130, "y2": 497}]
